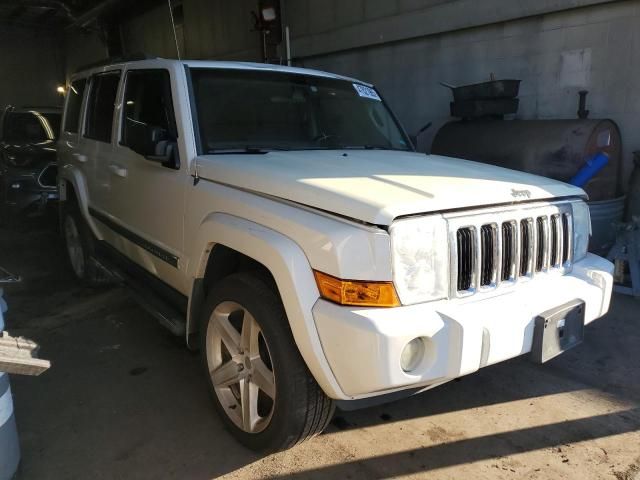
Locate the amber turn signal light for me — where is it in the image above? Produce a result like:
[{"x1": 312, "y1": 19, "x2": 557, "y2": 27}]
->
[{"x1": 313, "y1": 270, "x2": 401, "y2": 307}]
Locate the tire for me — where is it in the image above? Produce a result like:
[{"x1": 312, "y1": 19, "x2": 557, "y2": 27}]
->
[
  {"x1": 60, "y1": 201, "x2": 111, "y2": 286},
  {"x1": 0, "y1": 177, "x2": 11, "y2": 228},
  {"x1": 200, "y1": 272, "x2": 335, "y2": 452}
]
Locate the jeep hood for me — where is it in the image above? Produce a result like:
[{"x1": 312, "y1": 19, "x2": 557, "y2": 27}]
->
[{"x1": 195, "y1": 150, "x2": 584, "y2": 225}]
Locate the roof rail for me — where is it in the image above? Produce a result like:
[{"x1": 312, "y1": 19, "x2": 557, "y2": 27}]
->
[{"x1": 74, "y1": 53, "x2": 161, "y2": 74}]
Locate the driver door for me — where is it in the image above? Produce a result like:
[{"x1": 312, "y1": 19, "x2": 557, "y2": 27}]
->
[{"x1": 105, "y1": 68, "x2": 187, "y2": 291}]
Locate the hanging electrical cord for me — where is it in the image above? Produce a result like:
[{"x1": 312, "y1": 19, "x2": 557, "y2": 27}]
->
[{"x1": 167, "y1": 0, "x2": 181, "y2": 60}]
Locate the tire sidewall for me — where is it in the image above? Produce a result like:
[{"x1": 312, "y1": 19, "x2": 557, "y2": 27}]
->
[
  {"x1": 0, "y1": 176, "x2": 10, "y2": 226},
  {"x1": 200, "y1": 274, "x2": 309, "y2": 452},
  {"x1": 61, "y1": 203, "x2": 96, "y2": 285}
]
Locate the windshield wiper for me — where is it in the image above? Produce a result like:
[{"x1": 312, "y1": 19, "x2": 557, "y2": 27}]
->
[
  {"x1": 341, "y1": 145, "x2": 395, "y2": 151},
  {"x1": 207, "y1": 146, "x2": 290, "y2": 154}
]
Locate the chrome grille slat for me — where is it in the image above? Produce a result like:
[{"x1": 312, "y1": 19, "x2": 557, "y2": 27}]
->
[
  {"x1": 501, "y1": 221, "x2": 516, "y2": 282},
  {"x1": 480, "y1": 225, "x2": 495, "y2": 286},
  {"x1": 561, "y1": 213, "x2": 570, "y2": 265},
  {"x1": 520, "y1": 219, "x2": 533, "y2": 277},
  {"x1": 551, "y1": 214, "x2": 562, "y2": 267},
  {"x1": 456, "y1": 227, "x2": 475, "y2": 292},
  {"x1": 535, "y1": 216, "x2": 546, "y2": 272},
  {"x1": 474, "y1": 226, "x2": 482, "y2": 290},
  {"x1": 493, "y1": 223, "x2": 501, "y2": 286},
  {"x1": 514, "y1": 217, "x2": 523, "y2": 281},
  {"x1": 448, "y1": 202, "x2": 574, "y2": 298},
  {"x1": 544, "y1": 216, "x2": 552, "y2": 271}
]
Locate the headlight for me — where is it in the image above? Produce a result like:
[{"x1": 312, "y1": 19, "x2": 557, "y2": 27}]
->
[
  {"x1": 572, "y1": 201, "x2": 591, "y2": 262},
  {"x1": 390, "y1": 215, "x2": 449, "y2": 305}
]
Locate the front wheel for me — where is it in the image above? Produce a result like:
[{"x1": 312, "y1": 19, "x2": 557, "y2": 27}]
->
[{"x1": 200, "y1": 273, "x2": 335, "y2": 452}]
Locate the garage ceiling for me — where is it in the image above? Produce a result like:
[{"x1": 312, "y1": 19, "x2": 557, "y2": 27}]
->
[{"x1": 0, "y1": 0, "x2": 162, "y2": 30}]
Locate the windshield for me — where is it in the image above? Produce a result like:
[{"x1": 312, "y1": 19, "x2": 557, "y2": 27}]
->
[
  {"x1": 190, "y1": 68, "x2": 411, "y2": 153},
  {"x1": 2, "y1": 111, "x2": 61, "y2": 143}
]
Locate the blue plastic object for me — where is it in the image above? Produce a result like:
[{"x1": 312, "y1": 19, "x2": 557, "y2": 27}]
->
[
  {"x1": 0, "y1": 289, "x2": 20, "y2": 480},
  {"x1": 569, "y1": 152, "x2": 609, "y2": 187}
]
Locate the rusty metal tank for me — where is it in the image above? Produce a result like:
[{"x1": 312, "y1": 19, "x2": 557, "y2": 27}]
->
[{"x1": 431, "y1": 119, "x2": 622, "y2": 201}]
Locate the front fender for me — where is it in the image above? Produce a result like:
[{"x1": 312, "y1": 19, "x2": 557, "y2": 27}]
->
[
  {"x1": 187, "y1": 212, "x2": 346, "y2": 400},
  {"x1": 58, "y1": 164, "x2": 102, "y2": 240}
]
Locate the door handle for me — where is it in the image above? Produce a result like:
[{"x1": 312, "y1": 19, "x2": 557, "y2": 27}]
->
[
  {"x1": 72, "y1": 153, "x2": 88, "y2": 163},
  {"x1": 108, "y1": 164, "x2": 128, "y2": 178}
]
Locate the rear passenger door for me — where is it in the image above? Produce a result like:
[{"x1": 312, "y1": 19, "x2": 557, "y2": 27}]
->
[{"x1": 82, "y1": 71, "x2": 121, "y2": 216}]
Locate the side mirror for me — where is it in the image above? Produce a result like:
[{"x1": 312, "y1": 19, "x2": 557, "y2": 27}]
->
[
  {"x1": 125, "y1": 120, "x2": 178, "y2": 168},
  {"x1": 125, "y1": 119, "x2": 166, "y2": 157},
  {"x1": 148, "y1": 140, "x2": 177, "y2": 165}
]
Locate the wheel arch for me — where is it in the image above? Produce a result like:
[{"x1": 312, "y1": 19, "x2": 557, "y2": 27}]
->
[
  {"x1": 58, "y1": 166, "x2": 102, "y2": 240},
  {"x1": 186, "y1": 212, "x2": 345, "y2": 400}
]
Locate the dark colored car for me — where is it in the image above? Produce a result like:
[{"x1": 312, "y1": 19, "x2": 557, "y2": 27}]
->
[{"x1": 0, "y1": 106, "x2": 61, "y2": 222}]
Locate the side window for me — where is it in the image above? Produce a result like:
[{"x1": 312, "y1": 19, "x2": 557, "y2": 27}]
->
[
  {"x1": 121, "y1": 69, "x2": 176, "y2": 147},
  {"x1": 63, "y1": 78, "x2": 86, "y2": 134},
  {"x1": 84, "y1": 72, "x2": 120, "y2": 143}
]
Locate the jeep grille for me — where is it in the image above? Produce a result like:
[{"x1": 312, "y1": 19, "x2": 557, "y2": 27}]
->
[{"x1": 448, "y1": 202, "x2": 574, "y2": 298}]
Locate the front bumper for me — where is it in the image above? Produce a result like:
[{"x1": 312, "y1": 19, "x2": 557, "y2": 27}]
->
[{"x1": 313, "y1": 253, "x2": 613, "y2": 398}]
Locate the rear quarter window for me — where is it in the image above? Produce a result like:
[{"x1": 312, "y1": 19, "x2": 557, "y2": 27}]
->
[{"x1": 63, "y1": 78, "x2": 87, "y2": 134}]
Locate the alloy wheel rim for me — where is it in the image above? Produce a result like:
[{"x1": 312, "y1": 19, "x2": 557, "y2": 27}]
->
[
  {"x1": 64, "y1": 216, "x2": 85, "y2": 278},
  {"x1": 207, "y1": 301, "x2": 276, "y2": 434}
]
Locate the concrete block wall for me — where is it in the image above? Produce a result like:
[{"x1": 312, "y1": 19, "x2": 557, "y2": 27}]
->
[
  {"x1": 64, "y1": 30, "x2": 107, "y2": 78},
  {"x1": 72, "y1": 0, "x2": 639, "y2": 187},
  {"x1": 117, "y1": 0, "x2": 261, "y2": 61},
  {"x1": 291, "y1": 0, "x2": 640, "y2": 185},
  {"x1": 121, "y1": 5, "x2": 179, "y2": 59},
  {"x1": 182, "y1": 0, "x2": 260, "y2": 60}
]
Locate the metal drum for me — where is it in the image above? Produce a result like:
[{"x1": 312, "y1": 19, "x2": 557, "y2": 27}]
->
[
  {"x1": 432, "y1": 119, "x2": 622, "y2": 201},
  {"x1": 0, "y1": 289, "x2": 19, "y2": 480}
]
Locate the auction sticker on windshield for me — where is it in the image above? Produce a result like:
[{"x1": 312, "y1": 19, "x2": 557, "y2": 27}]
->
[{"x1": 353, "y1": 83, "x2": 382, "y2": 101}]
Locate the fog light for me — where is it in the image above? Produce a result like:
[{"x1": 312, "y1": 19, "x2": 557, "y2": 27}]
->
[
  {"x1": 400, "y1": 337, "x2": 425, "y2": 372},
  {"x1": 10, "y1": 183, "x2": 21, "y2": 189}
]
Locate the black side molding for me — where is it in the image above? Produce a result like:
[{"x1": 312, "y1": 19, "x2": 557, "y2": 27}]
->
[{"x1": 89, "y1": 207, "x2": 179, "y2": 268}]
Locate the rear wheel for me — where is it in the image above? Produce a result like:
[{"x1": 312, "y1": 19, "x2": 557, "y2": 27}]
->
[
  {"x1": 61, "y1": 202, "x2": 111, "y2": 286},
  {"x1": 200, "y1": 273, "x2": 334, "y2": 452}
]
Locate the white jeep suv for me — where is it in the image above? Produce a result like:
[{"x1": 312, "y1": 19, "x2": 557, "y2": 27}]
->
[{"x1": 57, "y1": 58, "x2": 613, "y2": 452}]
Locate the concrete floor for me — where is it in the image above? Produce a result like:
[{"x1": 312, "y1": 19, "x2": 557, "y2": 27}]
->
[{"x1": 1, "y1": 219, "x2": 639, "y2": 480}]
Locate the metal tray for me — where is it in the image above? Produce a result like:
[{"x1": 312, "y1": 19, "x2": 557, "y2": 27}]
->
[
  {"x1": 442, "y1": 79, "x2": 521, "y2": 102},
  {"x1": 0, "y1": 267, "x2": 20, "y2": 284}
]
